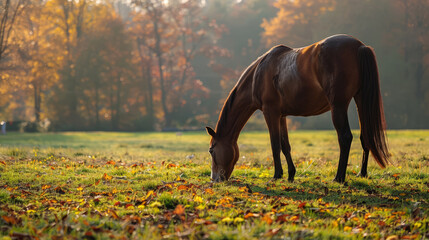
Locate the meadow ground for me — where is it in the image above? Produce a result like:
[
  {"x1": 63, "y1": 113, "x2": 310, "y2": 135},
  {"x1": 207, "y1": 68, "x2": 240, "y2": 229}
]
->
[{"x1": 0, "y1": 130, "x2": 428, "y2": 239}]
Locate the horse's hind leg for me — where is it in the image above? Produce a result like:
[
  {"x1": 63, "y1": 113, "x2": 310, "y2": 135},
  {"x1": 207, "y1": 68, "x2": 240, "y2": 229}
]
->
[
  {"x1": 263, "y1": 110, "x2": 283, "y2": 179},
  {"x1": 331, "y1": 107, "x2": 353, "y2": 183},
  {"x1": 281, "y1": 117, "x2": 295, "y2": 182},
  {"x1": 354, "y1": 93, "x2": 370, "y2": 177}
]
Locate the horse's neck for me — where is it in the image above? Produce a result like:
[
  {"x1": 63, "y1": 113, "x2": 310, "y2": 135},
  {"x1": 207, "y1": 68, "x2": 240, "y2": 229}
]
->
[{"x1": 216, "y1": 88, "x2": 256, "y2": 143}]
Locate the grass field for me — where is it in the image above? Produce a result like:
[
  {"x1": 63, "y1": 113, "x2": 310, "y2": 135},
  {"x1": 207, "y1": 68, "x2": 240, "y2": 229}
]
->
[{"x1": 0, "y1": 130, "x2": 428, "y2": 239}]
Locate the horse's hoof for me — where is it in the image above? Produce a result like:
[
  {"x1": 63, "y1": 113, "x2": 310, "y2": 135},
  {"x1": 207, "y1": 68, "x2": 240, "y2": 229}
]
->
[
  {"x1": 333, "y1": 177, "x2": 345, "y2": 183},
  {"x1": 287, "y1": 178, "x2": 294, "y2": 183},
  {"x1": 273, "y1": 173, "x2": 283, "y2": 179},
  {"x1": 357, "y1": 172, "x2": 367, "y2": 178}
]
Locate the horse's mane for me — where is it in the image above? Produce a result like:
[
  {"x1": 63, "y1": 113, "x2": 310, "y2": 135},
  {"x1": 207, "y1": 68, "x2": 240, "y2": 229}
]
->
[
  {"x1": 215, "y1": 45, "x2": 292, "y2": 137},
  {"x1": 215, "y1": 54, "x2": 266, "y2": 136}
]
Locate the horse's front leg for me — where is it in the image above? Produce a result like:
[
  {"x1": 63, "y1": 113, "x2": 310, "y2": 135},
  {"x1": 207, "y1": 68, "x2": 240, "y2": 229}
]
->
[
  {"x1": 281, "y1": 117, "x2": 295, "y2": 182},
  {"x1": 263, "y1": 110, "x2": 283, "y2": 179}
]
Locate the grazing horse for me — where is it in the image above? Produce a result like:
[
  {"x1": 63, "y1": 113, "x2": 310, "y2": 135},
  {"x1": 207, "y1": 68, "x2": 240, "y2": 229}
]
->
[{"x1": 206, "y1": 34, "x2": 389, "y2": 183}]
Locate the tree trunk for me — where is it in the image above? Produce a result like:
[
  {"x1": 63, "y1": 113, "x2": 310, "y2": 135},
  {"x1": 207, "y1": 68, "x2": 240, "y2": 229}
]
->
[
  {"x1": 153, "y1": 17, "x2": 170, "y2": 128},
  {"x1": 137, "y1": 40, "x2": 155, "y2": 131},
  {"x1": 34, "y1": 81, "x2": 40, "y2": 122},
  {"x1": 114, "y1": 77, "x2": 122, "y2": 130}
]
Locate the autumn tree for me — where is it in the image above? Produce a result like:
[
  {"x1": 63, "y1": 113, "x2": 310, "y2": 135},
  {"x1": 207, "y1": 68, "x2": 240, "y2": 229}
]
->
[
  {"x1": 131, "y1": 0, "x2": 224, "y2": 129},
  {"x1": 392, "y1": 0, "x2": 429, "y2": 127},
  {"x1": 0, "y1": 0, "x2": 26, "y2": 64},
  {"x1": 261, "y1": 0, "x2": 335, "y2": 47},
  {"x1": 45, "y1": 0, "x2": 87, "y2": 130},
  {"x1": 75, "y1": 5, "x2": 134, "y2": 130}
]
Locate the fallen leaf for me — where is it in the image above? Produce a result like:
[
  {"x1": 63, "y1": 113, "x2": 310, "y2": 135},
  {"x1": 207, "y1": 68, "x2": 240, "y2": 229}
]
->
[
  {"x1": 2, "y1": 215, "x2": 19, "y2": 225},
  {"x1": 102, "y1": 173, "x2": 112, "y2": 181},
  {"x1": 262, "y1": 214, "x2": 273, "y2": 225},
  {"x1": 298, "y1": 202, "x2": 307, "y2": 209},
  {"x1": 221, "y1": 217, "x2": 233, "y2": 223},
  {"x1": 386, "y1": 236, "x2": 399, "y2": 240},
  {"x1": 265, "y1": 228, "x2": 281, "y2": 237},
  {"x1": 244, "y1": 212, "x2": 259, "y2": 219},
  {"x1": 204, "y1": 188, "x2": 214, "y2": 195},
  {"x1": 234, "y1": 217, "x2": 244, "y2": 224},
  {"x1": 94, "y1": 178, "x2": 101, "y2": 186},
  {"x1": 173, "y1": 205, "x2": 185, "y2": 215}
]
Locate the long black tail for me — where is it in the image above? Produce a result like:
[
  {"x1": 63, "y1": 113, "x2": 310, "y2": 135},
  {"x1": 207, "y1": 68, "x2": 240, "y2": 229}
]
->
[{"x1": 358, "y1": 45, "x2": 389, "y2": 168}]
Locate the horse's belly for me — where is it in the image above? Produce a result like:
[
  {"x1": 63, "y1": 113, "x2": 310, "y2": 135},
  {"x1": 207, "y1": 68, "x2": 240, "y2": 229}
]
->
[{"x1": 280, "y1": 85, "x2": 330, "y2": 117}]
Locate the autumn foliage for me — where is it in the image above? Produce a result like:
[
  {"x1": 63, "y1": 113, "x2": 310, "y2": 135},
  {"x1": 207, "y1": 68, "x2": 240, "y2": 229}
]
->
[{"x1": 1, "y1": 0, "x2": 429, "y2": 130}]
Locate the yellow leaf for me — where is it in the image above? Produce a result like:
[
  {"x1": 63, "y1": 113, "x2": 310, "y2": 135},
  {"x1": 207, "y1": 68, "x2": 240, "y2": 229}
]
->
[
  {"x1": 234, "y1": 217, "x2": 244, "y2": 224},
  {"x1": 344, "y1": 226, "x2": 352, "y2": 232},
  {"x1": 221, "y1": 217, "x2": 233, "y2": 223},
  {"x1": 194, "y1": 196, "x2": 203, "y2": 203},
  {"x1": 145, "y1": 191, "x2": 154, "y2": 199},
  {"x1": 149, "y1": 201, "x2": 162, "y2": 208},
  {"x1": 196, "y1": 205, "x2": 205, "y2": 210},
  {"x1": 137, "y1": 204, "x2": 145, "y2": 209},
  {"x1": 386, "y1": 236, "x2": 399, "y2": 240}
]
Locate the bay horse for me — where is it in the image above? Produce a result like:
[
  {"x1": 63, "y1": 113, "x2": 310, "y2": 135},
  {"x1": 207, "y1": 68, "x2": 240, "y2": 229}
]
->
[{"x1": 206, "y1": 34, "x2": 389, "y2": 183}]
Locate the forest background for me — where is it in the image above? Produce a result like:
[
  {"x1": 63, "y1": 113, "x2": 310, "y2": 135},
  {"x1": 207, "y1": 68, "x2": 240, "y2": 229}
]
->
[{"x1": 0, "y1": 0, "x2": 428, "y2": 131}]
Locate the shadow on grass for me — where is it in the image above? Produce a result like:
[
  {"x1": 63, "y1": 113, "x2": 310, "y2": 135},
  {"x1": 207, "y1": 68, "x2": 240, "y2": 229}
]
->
[{"x1": 228, "y1": 177, "x2": 429, "y2": 209}]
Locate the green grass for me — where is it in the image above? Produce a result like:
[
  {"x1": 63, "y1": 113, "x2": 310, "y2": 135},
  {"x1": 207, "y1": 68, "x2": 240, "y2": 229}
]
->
[{"x1": 0, "y1": 130, "x2": 428, "y2": 239}]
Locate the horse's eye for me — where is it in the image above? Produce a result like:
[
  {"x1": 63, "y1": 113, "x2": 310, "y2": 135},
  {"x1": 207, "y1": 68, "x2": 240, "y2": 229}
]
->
[{"x1": 209, "y1": 148, "x2": 214, "y2": 154}]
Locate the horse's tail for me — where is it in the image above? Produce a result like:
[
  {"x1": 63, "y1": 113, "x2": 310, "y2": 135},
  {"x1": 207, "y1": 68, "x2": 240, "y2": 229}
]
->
[{"x1": 358, "y1": 45, "x2": 389, "y2": 168}]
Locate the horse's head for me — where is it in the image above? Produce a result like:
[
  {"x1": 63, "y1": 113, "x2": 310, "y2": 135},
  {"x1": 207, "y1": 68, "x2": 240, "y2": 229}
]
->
[{"x1": 206, "y1": 126, "x2": 239, "y2": 182}]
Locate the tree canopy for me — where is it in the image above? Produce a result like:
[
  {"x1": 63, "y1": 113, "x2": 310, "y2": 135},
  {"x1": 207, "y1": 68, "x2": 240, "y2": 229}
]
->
[{"x1": 0, "y1": 0, "x2": 428, "y2": 130}]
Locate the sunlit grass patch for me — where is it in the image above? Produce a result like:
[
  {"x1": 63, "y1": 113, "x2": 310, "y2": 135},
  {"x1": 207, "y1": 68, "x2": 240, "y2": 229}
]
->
[{"x1": 0, "y1": 130, "x2": 428, "y2": 239}]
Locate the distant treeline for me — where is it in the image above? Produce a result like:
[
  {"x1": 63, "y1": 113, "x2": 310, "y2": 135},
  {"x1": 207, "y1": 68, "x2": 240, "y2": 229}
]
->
[{"x1": 0, "y1": 0, "x2": 428, "y2": 131}]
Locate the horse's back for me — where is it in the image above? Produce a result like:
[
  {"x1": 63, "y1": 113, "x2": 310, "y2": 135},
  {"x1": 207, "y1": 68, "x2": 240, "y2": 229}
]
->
[{"x1": 254, "y1": 34, "x2": 365, "y2": 116}]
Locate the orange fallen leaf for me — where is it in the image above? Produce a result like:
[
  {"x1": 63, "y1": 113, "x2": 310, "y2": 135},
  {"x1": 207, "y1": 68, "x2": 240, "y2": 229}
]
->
[
  {"x1": 204, "y1": 188, "x2": 214, "y2": 195},
  {"x1": 276, "y1": 214, "x2": 289, "y2": 223},
  {"x1": 290, "y1": 215, "x2": 299, "y2": 222},
  {"x1": 106, "y1": 161, "x2": 116, "y2": 165},
  {"x1": 401, "y1": 234, "x2": 419, "y2": 239},
  {"x1": 109, "y1": 209, "x2": 119, "y2": 219},
  {"x1": 2, "y1": 215, "x2": 18, "y2": 225},
  {"x1": 344, "y1": 226, "x2": 352, "y2": 231},
  {"x1": 261, "y1": 214, "x2": 273, "y2": 225},
  {"x1": 177, "y1": 185, "x2": 189, "y2": 191},
  {"x1": 244, "y1": 212, "x2": 259, "y2": 219},
  {"x1": 173, "y1": 204, "x2": 185, "y2": 215},
  {"x1": 102, "y1": 173, "x2": 112, "y2": 181},
  {"x1": 94, "y1": 178, "x2": 101, "y2": 186},
  {"x1": 298, "y1": 202, "x2": 307, "y2": 209},
  {"x1": 0, "y1": 160, "x2": 6, "y2": 166},
  {"x1": 167, "y1": 163, "x2": 176, "y2": 168}
]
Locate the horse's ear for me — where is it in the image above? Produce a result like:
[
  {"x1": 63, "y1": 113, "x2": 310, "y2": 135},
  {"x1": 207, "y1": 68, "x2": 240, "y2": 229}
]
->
[{"x1": 206, "y1": 126, "x2": 216, "y2": 138}]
